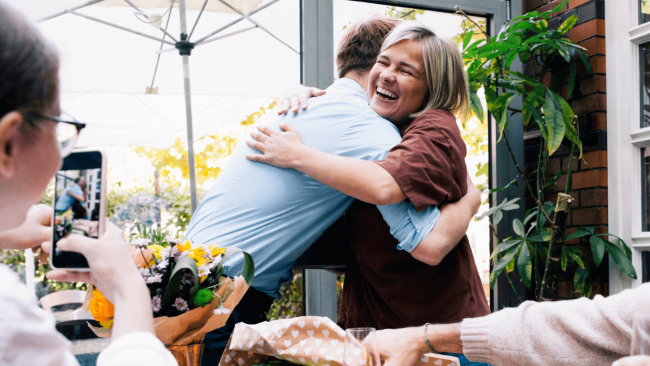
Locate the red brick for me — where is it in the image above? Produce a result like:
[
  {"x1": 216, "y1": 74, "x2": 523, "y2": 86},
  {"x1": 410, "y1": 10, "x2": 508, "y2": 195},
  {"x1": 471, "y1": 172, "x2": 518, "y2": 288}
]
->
[
  {"x1": 565, "y1": 227, "x2": 580, "y2": 244},
  {"x1": 571, "y1": 207, "x2": 608, "y2": 225},
  {"x1": 569, "y1": 0, "x2": 591, "y2": 10},
  {"x1": 546, "y1": 158, "x2": 562, "y2": 176},
  {"x1": 577, "y1": 56, "x2": 606, "y2": 78},
  {"x1": 589, "y1": 112, "x2": 607, "y2": 131},
  {"x1": 579, "y1": 37, "x2": 606, "y2": 57},
  {"x1": 571, "y1": 94, "x2": 607, "y2": 115},
  {"x1": 545, "y1": 174, "x2": 568, "y2": 193},
  {"x1": 527, "y1": 0, "x2": 545, "y2": 11},
  {"x1": 557, "y1": 281, "x2": 575, "y2": 298},
  {"x1": 581, "y1": 150, "x2": 607, "y2": 169},
  {"x1": 570, "y1": 19, "x2": 606, "y2": 43},
  {"x1": 580, "y1": 188, "x2": 608, "y2": 206},
  {"x1": 579, "y1": 75, "x2": 607, "y2": 96},
  {"x1": 571, "y1": 169, "x2": 607, "y2": 189},
  {"x1": 562, "y1": 155, "x2": 580, "y2": 173}
]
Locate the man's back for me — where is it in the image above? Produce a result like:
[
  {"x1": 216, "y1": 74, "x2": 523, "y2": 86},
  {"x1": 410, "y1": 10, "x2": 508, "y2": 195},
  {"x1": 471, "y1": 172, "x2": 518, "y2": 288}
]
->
[{"x1": 185, "y1": 79, "x2": 401, "y2": 298}]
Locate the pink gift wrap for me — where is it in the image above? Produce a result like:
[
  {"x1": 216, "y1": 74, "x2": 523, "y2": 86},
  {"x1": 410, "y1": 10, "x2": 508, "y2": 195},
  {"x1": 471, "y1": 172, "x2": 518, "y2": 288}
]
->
[{"x1": 218, "y1": 316, "x2": 460, "y2": 366}]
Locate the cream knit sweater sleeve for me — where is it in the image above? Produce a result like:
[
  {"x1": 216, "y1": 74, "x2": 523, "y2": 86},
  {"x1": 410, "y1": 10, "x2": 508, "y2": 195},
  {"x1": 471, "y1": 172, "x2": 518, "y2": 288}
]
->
[{"x1": 460, "y1": 283, "x2": 650, "y2": 366}]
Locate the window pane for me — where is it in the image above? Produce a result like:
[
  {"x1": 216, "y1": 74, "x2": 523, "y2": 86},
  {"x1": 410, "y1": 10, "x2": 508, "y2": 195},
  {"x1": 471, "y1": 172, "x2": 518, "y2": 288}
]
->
[
  {"x1": 642, "y1": 0, "x2": 650, "y2": 24},
  {"x1": 643, "y1": 148, "x2": 650, "y2": 230},
  {"x1": 641, "y1": 43, "x2": 650, "y2": 128},
  {"x1": 641, "y1": 252, "x2": 650, "y2": 282}
]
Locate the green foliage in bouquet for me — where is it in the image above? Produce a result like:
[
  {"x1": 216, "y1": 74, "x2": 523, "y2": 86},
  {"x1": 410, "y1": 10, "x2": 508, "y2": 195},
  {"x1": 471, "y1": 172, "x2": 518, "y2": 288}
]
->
[
  {"x1": 193, "y1": 288, "x2": 215, "y2": 307},
  {"x1": 129, "y1": 223, "x2": 254, "y2": 317},
  {"x1": 457, "y1": 1, "x2": 636, "y2": 300}
]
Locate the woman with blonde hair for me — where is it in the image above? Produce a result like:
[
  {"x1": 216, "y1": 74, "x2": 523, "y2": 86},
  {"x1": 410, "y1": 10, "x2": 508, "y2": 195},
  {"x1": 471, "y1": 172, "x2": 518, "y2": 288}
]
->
[{"x1": 247, "y1": 21, "x2": 489, "y2": 365}]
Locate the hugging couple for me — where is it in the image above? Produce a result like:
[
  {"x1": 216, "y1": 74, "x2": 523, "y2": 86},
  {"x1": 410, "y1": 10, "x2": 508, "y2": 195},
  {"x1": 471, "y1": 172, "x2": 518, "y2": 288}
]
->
[{"x1": 184, "y1": 16, "x2": 490, "y2": 366}]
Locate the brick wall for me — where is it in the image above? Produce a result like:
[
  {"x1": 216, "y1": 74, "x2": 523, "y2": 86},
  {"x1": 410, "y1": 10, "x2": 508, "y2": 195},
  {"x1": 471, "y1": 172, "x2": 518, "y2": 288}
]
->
[{"x1": 522, "y1": 0, "x2": 608, "y2": 299}]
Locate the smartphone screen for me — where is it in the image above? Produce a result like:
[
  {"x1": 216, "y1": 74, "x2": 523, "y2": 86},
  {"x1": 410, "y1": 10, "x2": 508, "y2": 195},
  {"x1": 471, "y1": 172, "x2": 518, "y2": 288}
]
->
[{"x1": 51, "y1": 151, "x2": 106, "y2": 269}]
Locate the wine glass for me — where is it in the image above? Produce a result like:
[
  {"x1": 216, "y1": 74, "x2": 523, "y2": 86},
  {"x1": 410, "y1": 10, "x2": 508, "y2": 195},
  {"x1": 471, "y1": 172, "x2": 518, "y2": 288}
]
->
[
  {"x1": 631, "y1": 312, "x2": 650, "y2": 355},
  {"x1": 343, "y1": 328, "x2": 381, "y2": 366}
]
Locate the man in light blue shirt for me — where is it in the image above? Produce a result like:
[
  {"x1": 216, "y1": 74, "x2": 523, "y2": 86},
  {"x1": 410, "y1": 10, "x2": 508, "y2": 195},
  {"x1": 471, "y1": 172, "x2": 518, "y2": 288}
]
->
[
  {"x1": 55, "y1": 177, "x2": 86, "y2": 214},
  {"x1": 187, "y1": 77, "x2": 422, "y2": 296},
  {"x1": 186, "y1": 17, "x2": 472, "y2": 365}
]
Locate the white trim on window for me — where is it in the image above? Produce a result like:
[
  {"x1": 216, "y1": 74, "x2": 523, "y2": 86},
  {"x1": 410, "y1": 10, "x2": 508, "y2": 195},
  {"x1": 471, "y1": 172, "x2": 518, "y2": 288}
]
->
[{"x1": 607, "y1": 0, "x2": 650, "y2": 293}]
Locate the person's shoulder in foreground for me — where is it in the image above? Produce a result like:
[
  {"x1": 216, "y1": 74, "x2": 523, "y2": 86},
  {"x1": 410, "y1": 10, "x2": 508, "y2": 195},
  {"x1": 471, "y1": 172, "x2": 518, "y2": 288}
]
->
[{"x1": 0, "y1": 264, "x2": 78, "y2": 365}]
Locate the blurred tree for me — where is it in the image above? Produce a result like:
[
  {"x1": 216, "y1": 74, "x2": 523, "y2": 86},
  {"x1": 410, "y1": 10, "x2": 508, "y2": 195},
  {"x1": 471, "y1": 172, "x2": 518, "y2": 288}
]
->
[{"x1": 134, "y1": 99, "x2": 279, "y2": 188}]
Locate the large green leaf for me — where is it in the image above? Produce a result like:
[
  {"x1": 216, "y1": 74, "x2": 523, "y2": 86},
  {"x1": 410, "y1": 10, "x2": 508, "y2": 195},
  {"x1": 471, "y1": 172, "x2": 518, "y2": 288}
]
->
[
  {"x1": 566, "y1": 227, "x2": 594, "y2": 241},
  {"x1": 558, "y1": 14, "x2": 578, "y2": 34},
  {"x1": 512, "y1": 218, "x2": 525, "y2": 238},
  {"x1": 490, "y1": 245, "x2": 521, "y2": 287},
  {"x1": 604, "y1": 241, "x2": 638, "y2": 279},
  {"x1": 553, "y1": 92, "x2": 583, "y2": 157},
  {"x1": 498, "y1": 93, "x2": 517, "y2": 140},
  {"x1": 476, "y1": 42, "x2": 514, "y2": 58},
  {"x1": 577, "y1": 50, "x2": 592, "y2": 74},
  {"x1": 561, "y1": 247, "x2": 568, "y2": 271},
  {"x1": 477, "y1": 197, "x2": 520, "y2": 226},
  {"x1": 527, "y1": 227, "x2": 553, "y2": 242},
  {"x1": 544, "y1": 91, "x2": 566, "y2": 155},
  {"x1": 574, "y1": 264, "x2": 590, "y2": 292},
  {"x1": 163, "y1": 256, "x2": 199, "y2": 309},
  {"x1": 469, "y1": 82, "x2": 484, "y2": 122},
  {"x1": 217, "y1": 247, "x2": 255, "y2": 286},
  {"x1": 589, "y1": 235, "x2": 606, "y2": 267},
  {"x1": 493, "y1": 239, "x2": 524, "y2": 257},
  {"x1": 517, "y1": 242, "x2": 532, "y2": 288},
  {"x1": 463, "y1": 30, "x2": 474, "y2": 51},
  {"x1": 565, "y1": 247, "x2": 586, "y2": 269},
  {"x1": 489, "y1": 177, "x2": 519, "y2": 194},
  {"x1": 568, "y1": 58, "x2": 577, "y2": 97}
]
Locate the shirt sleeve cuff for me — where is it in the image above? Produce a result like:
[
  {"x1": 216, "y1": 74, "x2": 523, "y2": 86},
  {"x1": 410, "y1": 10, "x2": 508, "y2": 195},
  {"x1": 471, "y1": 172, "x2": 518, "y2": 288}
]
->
[
  {"x1": 460, "y1": 316, "x2": 495, "y2": 364},
  {"x1": 378, "y1": 203, "x2": 440, "y2": 253},
  {"x1": 97, "y1": 332, "x2": 177, "y2": 366}
]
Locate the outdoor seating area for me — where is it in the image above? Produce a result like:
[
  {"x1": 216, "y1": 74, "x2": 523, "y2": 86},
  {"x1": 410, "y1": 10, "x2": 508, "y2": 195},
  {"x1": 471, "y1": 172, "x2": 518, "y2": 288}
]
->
[{"x1": 0, "y1": 0, "x2": 649, "y2": 365}]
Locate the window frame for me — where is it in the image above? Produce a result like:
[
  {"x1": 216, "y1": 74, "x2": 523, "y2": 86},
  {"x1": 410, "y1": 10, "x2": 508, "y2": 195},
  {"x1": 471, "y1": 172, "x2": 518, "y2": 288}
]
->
[{"x1": 606, "y1": 0, "x2": 650, "y2": 292}]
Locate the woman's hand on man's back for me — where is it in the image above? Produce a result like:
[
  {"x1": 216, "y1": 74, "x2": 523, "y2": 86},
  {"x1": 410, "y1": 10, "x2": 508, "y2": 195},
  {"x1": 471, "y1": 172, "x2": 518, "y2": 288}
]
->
[{"x1": 278, "y1": 85, "x2": 326, "y2": 115}]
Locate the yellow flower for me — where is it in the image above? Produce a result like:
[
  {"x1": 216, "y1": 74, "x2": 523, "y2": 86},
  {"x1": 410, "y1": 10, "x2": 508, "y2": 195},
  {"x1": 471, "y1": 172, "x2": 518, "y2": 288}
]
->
[
  {"x1": 89, "y1": 289, "x2": 114, "y2": 327},
  {"x1": 176, "y1": 240, "x2": 192, "y2": 253},
  {"x1": 149, "y1": 245, "x2": 164, "y2": 259},
  {"x1": 188, "y1": 247, "x2": 208, "y2": 267},
  {"x1": 99, "y1": 320, "x2": 113, "y2": 329},
  {"x1": 209, "y1": 244, "x2": 226, "y2": 258}
]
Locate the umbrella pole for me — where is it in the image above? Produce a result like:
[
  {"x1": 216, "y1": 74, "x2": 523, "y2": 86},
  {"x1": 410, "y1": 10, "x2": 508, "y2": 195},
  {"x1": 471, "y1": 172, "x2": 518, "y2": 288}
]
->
[{"x1": 178, "y1": 0, "x2": 198, "y2": 213}]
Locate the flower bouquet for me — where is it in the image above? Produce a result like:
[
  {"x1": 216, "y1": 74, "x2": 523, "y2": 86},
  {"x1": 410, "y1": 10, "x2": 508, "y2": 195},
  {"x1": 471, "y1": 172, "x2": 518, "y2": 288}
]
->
[{"x1": 83, "y1": 224, "x2": 254, "y2": 364}]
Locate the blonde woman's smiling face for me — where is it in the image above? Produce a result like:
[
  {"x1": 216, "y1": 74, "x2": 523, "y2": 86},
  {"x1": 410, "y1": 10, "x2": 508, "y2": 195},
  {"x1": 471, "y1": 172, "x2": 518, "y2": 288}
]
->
[{"x1": 368, "y1": 39, "x2": 429, "y2": 125}]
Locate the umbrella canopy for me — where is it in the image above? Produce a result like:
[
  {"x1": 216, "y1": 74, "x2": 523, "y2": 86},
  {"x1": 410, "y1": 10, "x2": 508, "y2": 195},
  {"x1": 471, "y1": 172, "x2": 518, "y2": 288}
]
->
[
  {"x1": 14, "y1": 0, "x2": 300, "y2": 147},
  {"x1": 8, "y1": 0, "x2": 301, "y2": 210}
]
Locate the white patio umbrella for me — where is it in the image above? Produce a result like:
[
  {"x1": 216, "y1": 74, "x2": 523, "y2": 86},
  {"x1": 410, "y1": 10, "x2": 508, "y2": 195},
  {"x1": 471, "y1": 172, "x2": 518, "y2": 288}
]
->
[{"x1": 8, "y1": 0, "x2": 301, "y2": 211}]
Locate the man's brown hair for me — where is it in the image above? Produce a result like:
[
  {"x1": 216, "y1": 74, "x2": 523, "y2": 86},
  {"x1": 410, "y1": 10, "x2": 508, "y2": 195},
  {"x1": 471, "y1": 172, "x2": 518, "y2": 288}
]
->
[{"x1": 336, "y1": 16, "x2": 400, "y2": 79}]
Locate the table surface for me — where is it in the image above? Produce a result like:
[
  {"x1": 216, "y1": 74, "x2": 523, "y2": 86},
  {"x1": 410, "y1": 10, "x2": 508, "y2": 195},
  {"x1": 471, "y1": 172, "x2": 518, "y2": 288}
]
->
[{"x1": 70, "y1": 338, "x2": 111, "y2": 366}]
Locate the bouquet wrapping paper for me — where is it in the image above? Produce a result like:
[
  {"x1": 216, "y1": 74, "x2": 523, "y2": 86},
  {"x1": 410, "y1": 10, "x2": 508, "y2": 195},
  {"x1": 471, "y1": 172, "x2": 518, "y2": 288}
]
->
[
  {"x1": 219, "y1": 316, "x2": 461, "y2": 366},
  {"x1": 84, "y1": 276, "x2": 249, "y2": 347}
]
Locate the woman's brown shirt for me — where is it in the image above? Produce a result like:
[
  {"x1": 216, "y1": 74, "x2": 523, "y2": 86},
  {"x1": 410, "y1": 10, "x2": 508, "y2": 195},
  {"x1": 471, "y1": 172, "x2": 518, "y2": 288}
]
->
[{"x1": 336, "y1": 109, "x2": 490, "y2": 330}]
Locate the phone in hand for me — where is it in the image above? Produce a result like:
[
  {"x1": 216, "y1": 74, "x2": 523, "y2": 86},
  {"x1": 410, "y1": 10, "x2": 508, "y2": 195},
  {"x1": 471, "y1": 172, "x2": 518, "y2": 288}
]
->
[{"x1": 50, "y1": 150, "x2": 107, "y2": 270}]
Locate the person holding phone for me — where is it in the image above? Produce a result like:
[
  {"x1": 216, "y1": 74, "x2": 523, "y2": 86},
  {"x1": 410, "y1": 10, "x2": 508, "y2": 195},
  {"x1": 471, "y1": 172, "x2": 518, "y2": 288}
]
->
[{"x1": 0, "y1": 2, "x2": 176, "y2": 365}]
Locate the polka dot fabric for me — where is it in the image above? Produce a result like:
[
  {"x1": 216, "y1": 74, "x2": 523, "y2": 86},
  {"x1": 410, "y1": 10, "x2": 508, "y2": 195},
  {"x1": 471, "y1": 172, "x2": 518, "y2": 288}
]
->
[{"x1": 217, "y1": 316, "x2": 460, "y2": 366}]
